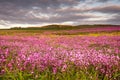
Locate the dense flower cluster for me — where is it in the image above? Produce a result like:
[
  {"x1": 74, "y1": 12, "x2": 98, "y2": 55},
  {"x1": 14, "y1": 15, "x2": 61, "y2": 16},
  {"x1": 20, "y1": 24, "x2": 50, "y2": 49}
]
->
[{"x1": 0, "y1": 35, "x2": 120, "y2": 78}]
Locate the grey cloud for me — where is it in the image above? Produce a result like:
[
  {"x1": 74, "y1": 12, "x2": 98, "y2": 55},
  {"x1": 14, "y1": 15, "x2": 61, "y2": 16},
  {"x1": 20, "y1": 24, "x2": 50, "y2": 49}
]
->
[
  {"x1": 95, "y1": 0, "x2": 111, "y2": 2},
  {"x1": 0, "y1": 0, "x2": 92, "y2": 24},
  {"x1": 45, "y1": 14, "x2": 94, "y2": 22},
  {"x1": 0, "y1": 0, "x2": 83, "y2": 21},
  {"x1": 0, "y1": 0, "x2": 82, "y2": 9},
  {"x1": 89, "y1": 5, "x2": 120, "y2": 14},
  {"x1": 1, "y1": 12, "x2": 94, "y2": 24},
  {"x1": 0, "y1": 0, "x2": 120, "y2": 28},
  {"x1": 106, "y1": 14, "x2": 120, "y2": 22},
  {"x1": 0, "y1": 0, "x2": 82, "y2": 21}
]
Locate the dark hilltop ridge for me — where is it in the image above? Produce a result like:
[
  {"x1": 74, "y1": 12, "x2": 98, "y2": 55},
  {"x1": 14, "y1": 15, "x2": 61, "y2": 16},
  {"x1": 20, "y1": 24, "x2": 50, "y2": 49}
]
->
[{"x1": 10, "y1": 24, "x2": 120, "y2": 30}]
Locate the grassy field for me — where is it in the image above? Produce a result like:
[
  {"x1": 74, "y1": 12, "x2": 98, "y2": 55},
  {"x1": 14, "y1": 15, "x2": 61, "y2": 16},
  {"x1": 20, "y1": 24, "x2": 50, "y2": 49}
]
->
[{"x1": 0, "y1": 25, "x2": 120, "y2": 80}]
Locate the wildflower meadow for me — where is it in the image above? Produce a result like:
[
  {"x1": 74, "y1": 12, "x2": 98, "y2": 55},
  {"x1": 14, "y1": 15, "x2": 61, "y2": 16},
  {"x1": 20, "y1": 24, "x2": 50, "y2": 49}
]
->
[{"x1": 0, "y1": 26, "x2": 120, "y2": 80}]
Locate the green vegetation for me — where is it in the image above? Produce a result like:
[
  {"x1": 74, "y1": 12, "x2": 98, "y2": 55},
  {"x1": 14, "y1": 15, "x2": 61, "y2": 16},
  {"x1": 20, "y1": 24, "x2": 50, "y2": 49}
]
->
[{"x1": 10, "y1": 24, "x2": 120, "y2": 30}]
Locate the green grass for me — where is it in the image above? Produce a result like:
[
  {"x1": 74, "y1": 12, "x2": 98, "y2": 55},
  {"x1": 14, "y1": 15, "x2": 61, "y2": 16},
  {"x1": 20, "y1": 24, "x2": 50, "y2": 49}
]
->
[{"x1": 1, "y1": 64, "x2": 119, "y2": 80}]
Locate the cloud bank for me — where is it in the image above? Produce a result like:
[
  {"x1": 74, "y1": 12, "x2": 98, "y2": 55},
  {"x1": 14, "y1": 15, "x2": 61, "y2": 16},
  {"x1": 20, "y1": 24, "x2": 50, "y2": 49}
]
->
[{"x1": 0, "y1": 0, "x2": 120, "y2": 28}]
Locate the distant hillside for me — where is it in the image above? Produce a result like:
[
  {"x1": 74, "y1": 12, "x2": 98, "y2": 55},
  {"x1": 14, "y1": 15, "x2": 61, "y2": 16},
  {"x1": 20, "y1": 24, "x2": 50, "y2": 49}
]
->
[
  {"x1": 10, "y1": 24, "x2": 120, "y2": 30},
  {"x1": 10, "y1": 24, "x2": 75, "y2": 30}
]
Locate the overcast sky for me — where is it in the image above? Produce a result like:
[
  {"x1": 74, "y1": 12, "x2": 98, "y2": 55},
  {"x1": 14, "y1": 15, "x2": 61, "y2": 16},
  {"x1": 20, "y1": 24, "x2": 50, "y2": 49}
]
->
[{"x1": 0, "y1": 0, "x2": 120, "y2": 28}]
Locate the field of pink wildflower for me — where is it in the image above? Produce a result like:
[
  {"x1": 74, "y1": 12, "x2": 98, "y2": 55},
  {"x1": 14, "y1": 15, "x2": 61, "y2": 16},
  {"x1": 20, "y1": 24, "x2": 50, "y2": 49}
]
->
[{"x1": 0, "y1": 27, "x2": 120, "y2": 80}]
